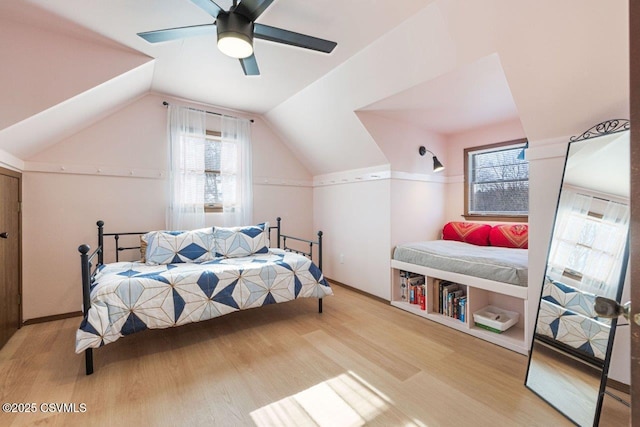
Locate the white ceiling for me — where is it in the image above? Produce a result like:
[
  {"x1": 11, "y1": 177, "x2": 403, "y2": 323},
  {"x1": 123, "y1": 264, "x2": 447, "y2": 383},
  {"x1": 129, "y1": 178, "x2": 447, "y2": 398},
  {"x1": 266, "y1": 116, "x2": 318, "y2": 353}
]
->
[
  {"x1": 0, "y1": 0, "x2": 630, "y2": 176},
  {"x1": 358, "y1": 53, "x2": 521, "y2": 135},
  {"x1": 564, "y1": 130, "x2": 630, "y2": 199},
  {"x1": 23, "y1": 0, "x2": 435, "y2": 114}
]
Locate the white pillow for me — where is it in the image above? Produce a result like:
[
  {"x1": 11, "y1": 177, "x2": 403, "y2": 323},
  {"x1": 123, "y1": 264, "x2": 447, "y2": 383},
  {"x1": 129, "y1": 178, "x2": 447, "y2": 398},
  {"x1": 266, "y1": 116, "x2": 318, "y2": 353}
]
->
[
  {"x1": 214, "y1": 222, "x2": 269, "y2": 258},
  {"x1": 144, "y1": 227, "x2": 216, "y2": 265}
]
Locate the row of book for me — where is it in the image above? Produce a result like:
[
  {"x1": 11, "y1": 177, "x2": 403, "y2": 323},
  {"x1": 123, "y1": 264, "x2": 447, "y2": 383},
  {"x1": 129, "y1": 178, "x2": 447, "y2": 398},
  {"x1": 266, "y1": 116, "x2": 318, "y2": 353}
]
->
[
  {"x1": 436, "y1": 279, "x2": 467, "y2": 322},
  {"x1": 400, "y1": 270, "x2": 425, "y2": 310}
]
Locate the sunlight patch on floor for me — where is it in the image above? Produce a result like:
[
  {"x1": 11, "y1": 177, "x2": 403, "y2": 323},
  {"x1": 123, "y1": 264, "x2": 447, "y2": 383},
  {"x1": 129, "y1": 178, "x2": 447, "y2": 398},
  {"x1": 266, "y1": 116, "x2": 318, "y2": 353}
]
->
[{"x1": 250, "y1": 371, "x2": 428, "y2": 426}]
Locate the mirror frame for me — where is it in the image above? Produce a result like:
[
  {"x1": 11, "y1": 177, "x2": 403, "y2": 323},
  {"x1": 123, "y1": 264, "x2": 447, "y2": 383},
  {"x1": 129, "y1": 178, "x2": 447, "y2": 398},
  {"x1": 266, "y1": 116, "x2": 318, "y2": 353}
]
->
[{"x1": 525, "y1": 119, "x2": 631, "y2": 426}]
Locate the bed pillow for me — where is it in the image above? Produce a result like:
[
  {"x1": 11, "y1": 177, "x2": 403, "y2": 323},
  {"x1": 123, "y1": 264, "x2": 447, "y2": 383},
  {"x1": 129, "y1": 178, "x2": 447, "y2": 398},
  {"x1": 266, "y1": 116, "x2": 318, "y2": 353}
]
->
[
  {"x1": 489, "y1": 224, "x2": 528, "y2": 249},
  {"x1": 144, "y1": 227, "x2": 216, "y2": 265},
  {"x1": 442, "y1": 222, "x2": 491, "y2": 246},
  {"x1": 214, "y1": 222, "x2": 269, "y2": 258}
]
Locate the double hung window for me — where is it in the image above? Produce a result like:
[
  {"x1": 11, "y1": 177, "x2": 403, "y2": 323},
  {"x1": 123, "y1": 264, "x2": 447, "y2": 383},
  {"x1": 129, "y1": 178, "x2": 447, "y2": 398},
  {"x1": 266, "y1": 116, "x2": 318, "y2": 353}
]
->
[
  {"x1": 464, "y1": 139, "x2": 529, "y2": 221},
  {"x1": 204, "y1": 130, "x2": 237, "y2": 212}
]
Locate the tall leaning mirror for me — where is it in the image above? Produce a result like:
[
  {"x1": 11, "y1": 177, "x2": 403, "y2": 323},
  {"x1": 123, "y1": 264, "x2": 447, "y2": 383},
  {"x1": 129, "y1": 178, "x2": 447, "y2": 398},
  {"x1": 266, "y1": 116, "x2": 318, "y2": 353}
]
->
[{"x1": 525, "y1": 119, "x2": 630, "y2": 427}]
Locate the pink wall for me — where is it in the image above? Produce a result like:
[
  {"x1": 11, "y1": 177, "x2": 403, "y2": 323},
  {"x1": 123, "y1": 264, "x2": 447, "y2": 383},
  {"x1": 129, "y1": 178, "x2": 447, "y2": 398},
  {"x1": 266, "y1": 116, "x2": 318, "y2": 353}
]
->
[
  {"x1": 313, "y1": 179, "x2": 392, "y2": 299},
  {"x1": 391, "y1": 179, "x2": 446, "y2": 246},
  {"x1": 323, "y1": 115, "x2": 524, "y2": 300},
  {"x1": 312, "y1": 113, "x2": 447, "y2": 300},
  {"x1": 356, "y1": 111, "x2": 447, "y2": 174},
  {"x1": 22, "y1": 93, "x2": 313, "y2": 320},
  {"x1": 358, "y1": 110, "x2": 448, "y2": 247}
]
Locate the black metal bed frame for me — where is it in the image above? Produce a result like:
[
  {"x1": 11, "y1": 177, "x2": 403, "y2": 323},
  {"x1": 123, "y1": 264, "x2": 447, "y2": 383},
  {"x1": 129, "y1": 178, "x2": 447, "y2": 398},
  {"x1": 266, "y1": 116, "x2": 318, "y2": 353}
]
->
[{"x1": 78, "y1": 217, "x2": 324, "y2": 375}]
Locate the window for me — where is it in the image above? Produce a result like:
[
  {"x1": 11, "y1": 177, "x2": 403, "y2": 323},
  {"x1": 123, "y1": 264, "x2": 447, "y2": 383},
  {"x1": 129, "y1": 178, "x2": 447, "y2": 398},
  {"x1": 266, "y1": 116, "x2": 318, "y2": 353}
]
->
[
  {"x1": 464, "y1": 139, "x2": 529, "y2": 221},
  {"x1": 204, "y1": 130, "x2": 236, "y2": 212},
  {"x1": 547, "y1": 192, "x2": 629, "y2": 298},
  {"x1": 554, "y1": 212, "x2": 617, "y2": 282}
]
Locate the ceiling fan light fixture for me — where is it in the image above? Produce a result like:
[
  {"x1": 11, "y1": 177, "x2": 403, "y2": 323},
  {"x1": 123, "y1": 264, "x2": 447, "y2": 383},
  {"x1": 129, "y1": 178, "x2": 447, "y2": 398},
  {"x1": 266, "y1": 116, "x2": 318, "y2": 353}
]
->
[
  {"x1": 218, "y1": 33, "x2": 253, "y2": 58},
  {"x1": 216, "y1": 12, "x2": 254, "y2": 59}
]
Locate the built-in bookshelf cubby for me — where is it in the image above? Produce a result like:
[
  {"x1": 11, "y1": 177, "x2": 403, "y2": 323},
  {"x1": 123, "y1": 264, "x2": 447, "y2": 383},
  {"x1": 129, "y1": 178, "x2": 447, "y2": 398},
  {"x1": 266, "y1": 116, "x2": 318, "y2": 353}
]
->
[{"x1": 391, "y1": 260, "x2": 529, "y2": 355}]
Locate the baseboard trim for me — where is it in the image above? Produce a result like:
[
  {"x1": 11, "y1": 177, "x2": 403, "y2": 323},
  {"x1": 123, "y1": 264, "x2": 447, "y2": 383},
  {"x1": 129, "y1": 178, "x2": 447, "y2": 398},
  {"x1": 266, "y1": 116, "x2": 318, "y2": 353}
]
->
[
  {"x1": 607, "y1": 377, "x2": 630, "y2": 395},
  {"x1": 325, "y1": 277, "x2": 389, "y2": 305},
  {"x1": 22, "y1": 311, "x2": 83, "y2": 326}
]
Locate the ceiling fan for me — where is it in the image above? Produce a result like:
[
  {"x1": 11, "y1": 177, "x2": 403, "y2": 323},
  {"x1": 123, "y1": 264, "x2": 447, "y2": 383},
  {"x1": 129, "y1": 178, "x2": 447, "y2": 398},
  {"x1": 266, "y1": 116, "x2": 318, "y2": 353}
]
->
[{"x1": 137, "y1": 0, "x2": 337, "y2": 76}]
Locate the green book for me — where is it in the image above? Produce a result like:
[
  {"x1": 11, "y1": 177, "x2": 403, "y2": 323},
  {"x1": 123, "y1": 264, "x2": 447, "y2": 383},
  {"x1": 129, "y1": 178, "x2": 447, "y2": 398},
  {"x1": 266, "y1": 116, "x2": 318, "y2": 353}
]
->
[{"x1": 474, "y1": 322, "x2": 503, "y2": 334}]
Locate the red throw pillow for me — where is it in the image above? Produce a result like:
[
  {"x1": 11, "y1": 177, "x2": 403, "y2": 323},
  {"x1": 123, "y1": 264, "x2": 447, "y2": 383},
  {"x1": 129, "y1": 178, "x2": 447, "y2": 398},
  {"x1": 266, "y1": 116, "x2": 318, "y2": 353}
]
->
[
  {"x1": 489, "y1": 224, "x2": 529, "y2": 249},
  {"x1": 442, "y1": 222, "x2": 491, "y2": 246}
]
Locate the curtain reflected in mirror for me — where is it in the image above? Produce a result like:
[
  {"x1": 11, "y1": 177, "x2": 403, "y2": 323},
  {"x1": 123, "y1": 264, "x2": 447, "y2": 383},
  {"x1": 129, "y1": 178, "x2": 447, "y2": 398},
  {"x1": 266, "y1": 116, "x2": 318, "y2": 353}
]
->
[{"x1": 525, "y1": 120, "x2": 630, "y2": 427}]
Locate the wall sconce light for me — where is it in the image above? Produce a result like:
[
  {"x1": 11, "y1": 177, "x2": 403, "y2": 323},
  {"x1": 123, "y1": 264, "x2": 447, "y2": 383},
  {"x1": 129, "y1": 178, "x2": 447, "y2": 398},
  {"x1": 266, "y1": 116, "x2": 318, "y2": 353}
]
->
[{"x1": 419, "y1": 146, "x2": 445, "y2": 172}]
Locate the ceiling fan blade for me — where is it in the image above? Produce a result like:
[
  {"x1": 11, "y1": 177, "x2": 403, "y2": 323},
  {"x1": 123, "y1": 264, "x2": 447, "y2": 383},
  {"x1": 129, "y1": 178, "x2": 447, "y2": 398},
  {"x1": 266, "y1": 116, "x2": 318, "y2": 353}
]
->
[
  {"x1": 234, "y1": 0, "x2": 274, "y2": 21},
  {"x1": 138, "y1": 23, "x2": 216, "y2": 43},
  {"x1": 190, "y1": 0, "x2": 224, "y2": 18},
  {"x1": 240, "y1": 54, "x2": 260, "y2": 75},
  {"x1": 254, "y1": 24, "x2": 337, "y2": 54}
]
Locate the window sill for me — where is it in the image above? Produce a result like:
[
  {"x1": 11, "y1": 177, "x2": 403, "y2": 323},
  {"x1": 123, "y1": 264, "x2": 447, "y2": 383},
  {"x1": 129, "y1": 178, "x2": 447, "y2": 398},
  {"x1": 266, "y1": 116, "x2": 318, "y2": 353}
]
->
[{"x1": 463, "y1": 214, "x2": 528, "y2": 223}]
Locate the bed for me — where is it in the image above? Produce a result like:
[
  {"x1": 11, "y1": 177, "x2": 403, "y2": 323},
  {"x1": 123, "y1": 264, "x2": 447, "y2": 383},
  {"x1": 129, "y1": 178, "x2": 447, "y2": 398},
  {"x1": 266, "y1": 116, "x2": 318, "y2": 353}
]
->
[
  {"x1": 76, "y1": 218, "x2": 332, "y2": 375},
  {"x1": 535, "y1": 278, "x2": 611, "y2": 365},
  {"x1": 393, "y1": 240, "x2": 528, "y2": 287},
  {"x1": 390, "y1": 222, "x2": 530, "y2": 353},
  {"x1": 393, "y1": 222, "x2": 529, "y2": 287}
]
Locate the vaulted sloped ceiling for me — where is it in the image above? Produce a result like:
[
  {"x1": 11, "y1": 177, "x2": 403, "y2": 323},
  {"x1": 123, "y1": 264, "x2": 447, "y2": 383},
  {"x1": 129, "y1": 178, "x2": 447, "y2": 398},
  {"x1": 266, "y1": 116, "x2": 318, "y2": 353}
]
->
[
  {"x1": 0, "y1": 0, "x2": 436, "y2": 171},
  {"x1": 0, "y1": 0, "x2": 629, "y2": 176},
  {"x1": 26, "y1": 0, "x2": 435, "y2": 114},
  {"x1": 0, "y1": 1, "x2": 153, "y2": 166},
  {"x1": 359, "y1": 54, "x2": 520, "y2": 136},
  {"x1": 0, "y1": 63, "x2": 155, "y2": 160},
  {"x1": 564, "y1": 131, "x2": 630, "y2": 199},
  {"x1": 266, "y1": 0, "x2": 629, "y2": 175}
]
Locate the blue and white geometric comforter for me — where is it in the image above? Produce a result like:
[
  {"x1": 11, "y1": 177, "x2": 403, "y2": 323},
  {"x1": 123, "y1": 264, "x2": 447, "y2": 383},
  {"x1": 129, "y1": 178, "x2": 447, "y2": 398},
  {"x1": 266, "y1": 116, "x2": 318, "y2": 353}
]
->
[
  {"x1": 536, "y1": 279, "x2": 611, "y2": 360},
  {"x1": 76, "y1": 249, "x2": 332, "y2": 353}
]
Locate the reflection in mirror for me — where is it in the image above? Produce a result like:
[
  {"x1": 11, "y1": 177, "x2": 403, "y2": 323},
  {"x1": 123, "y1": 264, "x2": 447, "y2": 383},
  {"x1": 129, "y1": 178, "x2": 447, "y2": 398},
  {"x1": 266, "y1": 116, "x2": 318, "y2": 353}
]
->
[
  {"x1": 525, "y1": 120, "x2": 630, "y2": 427},
  {"x1": 528, "y1": 341, "x2": 602, "y2": 426}
]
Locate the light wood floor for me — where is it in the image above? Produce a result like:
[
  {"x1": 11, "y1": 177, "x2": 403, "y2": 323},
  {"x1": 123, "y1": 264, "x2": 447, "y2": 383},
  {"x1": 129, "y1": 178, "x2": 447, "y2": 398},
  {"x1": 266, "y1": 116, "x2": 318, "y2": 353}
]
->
[{"x1": 0, "y1": 283, "x2": 630, "y2": 426}]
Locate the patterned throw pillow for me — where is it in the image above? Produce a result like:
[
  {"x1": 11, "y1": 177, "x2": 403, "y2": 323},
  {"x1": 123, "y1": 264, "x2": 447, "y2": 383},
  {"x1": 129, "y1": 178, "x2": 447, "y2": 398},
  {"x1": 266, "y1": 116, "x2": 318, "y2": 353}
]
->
[
  {"x1": 213, "y1": 222, "x2": 269, "y2": 258},
  {"x1": 489, "y1": 224, "x2": 528, "y2": 249},
  {"x1": 442, "y1": 222, "x2": 491, "y2": 246},
  {"x1": 144, "y1": 227, "x2": 216, "y2": 265}
]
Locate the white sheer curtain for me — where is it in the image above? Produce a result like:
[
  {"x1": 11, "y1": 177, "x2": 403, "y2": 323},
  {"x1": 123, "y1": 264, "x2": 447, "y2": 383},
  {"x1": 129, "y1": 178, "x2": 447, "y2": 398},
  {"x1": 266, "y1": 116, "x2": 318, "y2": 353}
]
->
[
  {"x1": 220, "y1": 115, "x2": 253, "y2": 226},
  {"x1": 166, "y1": 105, "x2": 207, "y2": 230},
  {"x1": 581, "y1": 200, "x2": 629, "y2": 296},
  {"x1": 547, "y1": 190, "x2": 629, "y2": 298}
]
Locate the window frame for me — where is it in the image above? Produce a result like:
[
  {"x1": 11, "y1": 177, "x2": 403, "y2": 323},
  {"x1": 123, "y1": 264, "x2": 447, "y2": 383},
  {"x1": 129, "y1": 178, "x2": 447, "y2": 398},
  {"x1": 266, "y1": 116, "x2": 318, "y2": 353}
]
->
[
  {"x1": 204, "y1": 130, "x2": 223, "y2": 213},
  {"x1": 463, "y1": 138, "x2": 529, "y2": 222}
]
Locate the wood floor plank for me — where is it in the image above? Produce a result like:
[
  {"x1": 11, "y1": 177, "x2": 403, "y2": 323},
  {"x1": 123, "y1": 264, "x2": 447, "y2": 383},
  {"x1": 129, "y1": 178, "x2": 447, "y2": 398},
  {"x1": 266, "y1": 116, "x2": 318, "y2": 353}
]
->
[{"x1": 0, "y1": 283, "x2": 629, "y2": 426}]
